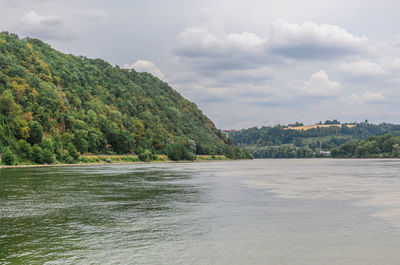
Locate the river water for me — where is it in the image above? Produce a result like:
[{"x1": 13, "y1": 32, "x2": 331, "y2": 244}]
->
[{"x1": 1, "y1": 159, "x2": 400, "y2": 264}]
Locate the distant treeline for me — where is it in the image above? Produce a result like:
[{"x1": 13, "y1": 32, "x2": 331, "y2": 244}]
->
[
  {"x1": 331, "y1": 134, "x2": 400, "y2": 158},
  {"x1": 229, "y1": 122, "x2": 400, "y2": 158}
]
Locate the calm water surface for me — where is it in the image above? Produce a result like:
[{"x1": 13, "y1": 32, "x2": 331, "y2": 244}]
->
[{"x1": 1, "y1": 159, "x2": 400, "y2": 264}]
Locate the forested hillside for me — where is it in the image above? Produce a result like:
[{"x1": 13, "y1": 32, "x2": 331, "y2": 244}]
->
[
  {"x1": 0, "y1": 32, "x2": 249, "y2": 165},
  {"x1": 229, "y1": 122, "x2": 400, "y2": 158}
]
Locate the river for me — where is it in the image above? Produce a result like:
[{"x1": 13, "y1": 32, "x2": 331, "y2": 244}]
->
[{"x1": 1, "y1": 159, "x2": 400, "y2": 264}]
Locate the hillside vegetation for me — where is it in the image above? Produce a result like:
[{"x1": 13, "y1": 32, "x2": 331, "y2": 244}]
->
[
  {"x1": 229, "y1": 122, "x2": 400, "y2": 158},
  {"x1": 331, "y1": 134, "x2": 400, "y2": 158},
  {"x1": 0, "y1": 32, "x2": 250, "y2": 165}
]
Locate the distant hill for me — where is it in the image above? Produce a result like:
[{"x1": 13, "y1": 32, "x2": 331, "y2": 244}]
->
[
  {"x1": 0, "y1": 32, "x2": 249, "y2": 164},
  {"x1": 285, "y1": 124, "x2": 355, "y2": 131},
  {"x1": 229, "y1": 122, "x2": 400, "y2": 158}
]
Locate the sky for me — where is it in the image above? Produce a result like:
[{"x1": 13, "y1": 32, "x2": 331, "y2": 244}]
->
[{"x1": 1, "y1": 0, "x2": 400, "y2": 129}]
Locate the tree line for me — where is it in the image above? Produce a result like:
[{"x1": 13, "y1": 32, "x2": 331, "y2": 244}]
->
[{"x1": 229, "y1": 122, "x2": 400, "y2": 158}]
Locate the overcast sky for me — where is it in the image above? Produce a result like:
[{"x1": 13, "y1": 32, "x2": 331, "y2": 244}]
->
[{"x1": 1, "y1": 0, "x2": 400, "y2": 129}]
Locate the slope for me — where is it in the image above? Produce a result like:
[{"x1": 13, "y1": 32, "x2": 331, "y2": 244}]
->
[{"x1": 0, "y1": 32, "x2": 245, "y2": 164}]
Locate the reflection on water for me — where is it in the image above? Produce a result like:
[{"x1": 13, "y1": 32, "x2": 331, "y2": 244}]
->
[
  {"x1": 1, "y1": 160, "x2": 400, "y2": 264},
  {"x1": 243, "y1": 159, "x2": 400, "y2": 226}
]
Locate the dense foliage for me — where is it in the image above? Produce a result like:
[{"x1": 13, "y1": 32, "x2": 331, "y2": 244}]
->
[
  {"x1": 0, "y1": 32, "x2": 247, "y2": 164},
  {"x1": 230, "y1": 122, "x2": 400, "y2": 158},
  {"x1": 331, "y1": 134, "x2": 400, "y2": 158}
]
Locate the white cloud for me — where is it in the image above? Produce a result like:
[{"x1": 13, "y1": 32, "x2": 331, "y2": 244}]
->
[
  {"x1": 349, "y1": 92, "x2": 387, "y2": 103},
  {"x1": 338, "y1": 60, "x2": 387, "y2": 79},
  {"x1": 18, "y1": 11, "x2": 76, "y2": 40},
  {"x1": 174, "y1": 27, "x2": 265, "y2": 58},
  {"x1": 268, "y1": 20, "x2": 369, "y2": 59},
  {"x1": 173, "y1": 17, "x2": 370, "y2": 78},
  {"x1": 123, "y1": 60, "x2": 166, "y2": 81},
  {"x1": 302, "y1": 70, "x2": 342, "y2": 97},
  {"x1": 76, "y1": 9, "x2": 108, "y2": 20}
]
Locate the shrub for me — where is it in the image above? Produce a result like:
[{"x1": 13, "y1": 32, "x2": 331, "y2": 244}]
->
[
  {"x1": 166, "y1": 142, "x2": 195, "y2": 161},
  {"x1": 17, "y1": 139, "x2": 32, "y2": 159},
  {"x1": 28, "y1": 121, "x2": 43, "y2": 145},
  {"x1": 67, "y1": 143, "x2": 79, "y2": 161},
  {"x1": 64, "y1": 156, "x2": 74, "y2": 164},
  {"x1": 31, "y1": 144, "x2": 44, "y2": 164},
  {"x1": 42, "y1": 149, "x2": 54, "y2": 164},
  {"x1": 2, "y1": 149, "x2": 15, "y2": 165},
  {"x1": 40, "y1": 138, "x2": 54, "y2": 153},
  {"x1": 80, "y1": 157, "x2": 89, "y2": 163},
  {"x1": 138, "y1": 149, "x2": 152, "y2": 162}
]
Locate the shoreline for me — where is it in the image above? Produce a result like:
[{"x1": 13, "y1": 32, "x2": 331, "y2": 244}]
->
[
  {"x1": 0, "y1": 161, "x2": 177, "y2": 169},
  {"x1": 0, "y1": 156, "x2": 231, "y2": 169},
  {"x1": 2, "y1": 157, "x2": 398, "y2": 169}
]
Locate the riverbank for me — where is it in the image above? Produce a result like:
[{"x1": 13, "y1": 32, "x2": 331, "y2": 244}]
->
[{"x1": 0, "y1": 155, "x2": 229, "y2": 169}]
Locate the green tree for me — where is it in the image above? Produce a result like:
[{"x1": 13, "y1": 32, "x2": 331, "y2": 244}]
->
[
  {"x1": 31, "y1": 144, "x2": 44, "y2": 164},
  {"x1": 40, "y1": 138, "x2": 54, "y2": 153},
  {"x1": 109, "y1": 130, "x2": 135, "y2": 154},
  {"x1": 166, "y1": 141, "x2": 194, "y2": 161},
  {"x1": 138, "y1": 149, "x2": 152, "y2": 162},
  {"x1": 42, "y1": 149, "x2": 54, "y2": 164},
  {"x1": 0, "y1": 89, "x2": 19, "y2": 117},
  {"x1": 67, "y1": 143, "x2": 79, "y2": 162},
  {"x1": 76, "y1": 138, "x2": 88, "y2": 153},
  {"x1": 87, "y1": 130, "x2": 106, "y2": 153},
  {"x1": 28, "y1": 121, "x2": 43, "y2": 145},
  {"x1": 2, "y1": 148, "x2": 15, "y2": 165},
  {"x1": 16, "y1": 139, "x2": 32, "y2": 159}
]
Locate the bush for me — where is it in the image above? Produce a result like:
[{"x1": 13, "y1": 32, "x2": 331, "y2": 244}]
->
[
  {"x1": 17, "y1": 139, "x2": 32, "y2": 159},
  {"x1": 28, "y1": 121, "x2": 43, "y2": 145},
  {"x1": 2, "y1": 149, "x2": 15, "y2": 165},
  {"x1": 166, "y1": 142, "x2": 195, "y2": 161},
  {"x1": 138, "y1": 149, "x2": 152, "y2": 162},
  {"x1": 80, "y1": 157, "x2": 89, "y2": 163},
  {"x1": 31, "y1": 144, "x2": 44, "y2": 164},
  {"x1": 224, "y1": 145, "x2": 252, "y2": 159},
  {"x1": 42, "y1": 149, "x2": 54, "y2": 164},
  {"x1": 64, "y1": 156, "x2": 74, "y2": 164},
  {"x1": 40, "y1": 138, "x2": 54, "y2": 153},
  {"x1": 76, "y1": 138, "x2": 88, "y2": 153},
  {"x1": 67, "y1": 143, "x2": 79, "y2": 161}
]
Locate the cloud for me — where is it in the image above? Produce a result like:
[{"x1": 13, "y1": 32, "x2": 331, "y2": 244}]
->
[
  {"x1": 174, "y1": 27, "x2": 265, "y2": 59},
  {"x1": 349, "y1": 92, "x2": 387, "y2": 103},
  {"x1": 338, "y1": 60, "x2": 387, "y2": 80},
  {"x1": 268, "y1": 20, "x2": 369, "y2": 59},
  {"x1": 378, "y1": 36, "x2": 400, "y2": 73},
  {"x1": 6, "y1": 0, "x2": 54, "y2": 7},
  {"x1": 214, "y1": 66, "x2": 276, "y2": 84},
  {"x1": 173, "y1": 11, "x2": 268, "y2": 73},
  {"x1": 168, "y1": 12, "x2": 399, "y2": 127},
  {"x1": 18, "y1": 11, "x2": 76, "y2": 41},
  {"x1": 123, "y1": 60, "x2": 166, "y2": 81},
  {"x1": 301, "y1": 70, "x2": 342, "y2": 97},
  {"x1": 76, "y1": 9, "x2": 108, "y2": 20},
  {"x1": 173, "y1": 16, "x2": 370, "y2": 79}
]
